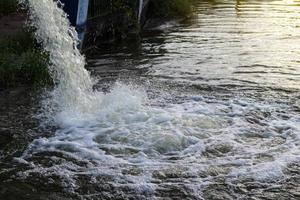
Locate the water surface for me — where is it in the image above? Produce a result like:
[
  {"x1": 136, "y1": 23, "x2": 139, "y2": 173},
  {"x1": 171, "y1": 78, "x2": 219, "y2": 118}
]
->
[{"x1": 1, "y1": 0, "x2": 300, "y2": 199}]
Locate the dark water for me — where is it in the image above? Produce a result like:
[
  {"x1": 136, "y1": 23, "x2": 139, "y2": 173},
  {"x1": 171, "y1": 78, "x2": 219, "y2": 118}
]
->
[{"x1": 1, "y1": 0, "x2": 300, "y2": 199}]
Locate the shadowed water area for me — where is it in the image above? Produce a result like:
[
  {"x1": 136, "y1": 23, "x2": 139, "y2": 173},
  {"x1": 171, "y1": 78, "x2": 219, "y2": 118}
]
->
[{"x1": 1, "y1": 0, "x2": 300, "y2": 199}]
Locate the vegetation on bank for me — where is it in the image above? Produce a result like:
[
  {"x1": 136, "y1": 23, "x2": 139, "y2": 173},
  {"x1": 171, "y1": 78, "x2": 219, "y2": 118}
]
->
[
  {"x1": 111, "y1": 0, "x2": 137, "y2": 39},
  {"x1": 0, "y1": 31, "x2": 50, "y2": 88},
  {"x1": 149, "y1": 0, "x2": 194, "y2": 18},
  {"x1": 0, "y1": 0, "x2": 50, "y2": 88},
  {"x1": 0, "y1": 0, "x2": 18, "y2": 17}
]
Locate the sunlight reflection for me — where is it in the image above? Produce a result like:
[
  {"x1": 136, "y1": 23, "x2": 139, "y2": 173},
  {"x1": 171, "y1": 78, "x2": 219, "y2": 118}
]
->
[{"x1": 283, "y1": 0, "x2": 298, "y2": 4}]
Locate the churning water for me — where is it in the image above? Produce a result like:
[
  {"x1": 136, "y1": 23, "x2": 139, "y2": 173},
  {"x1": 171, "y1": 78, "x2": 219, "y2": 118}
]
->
[{"x1": 1, "y1": 0, "x2": 300, "y2": 199}]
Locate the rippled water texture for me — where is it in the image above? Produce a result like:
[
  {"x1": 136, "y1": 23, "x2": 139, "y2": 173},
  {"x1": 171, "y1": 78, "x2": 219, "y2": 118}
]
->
[{"x1": 1, "y1": 0, "x2": 300, "y2": 199}]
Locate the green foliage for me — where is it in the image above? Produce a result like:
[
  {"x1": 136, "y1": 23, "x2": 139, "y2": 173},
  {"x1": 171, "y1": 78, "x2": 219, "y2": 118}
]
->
[
  {"x1": 0, "y1": 31, "x2": 51, "y2": 88},
  {"x1": 111, "y1": 0, "x2": 138, "y2": 40},
  {"x1": 113, "y1": 0, "x2": 135, "y2": 18},
  {"x1": 0, "y1": 0, "x2": 18, "y2": 16},
  {"x1": 150, "y1": 0, "x2": 194, "y2": 18}
]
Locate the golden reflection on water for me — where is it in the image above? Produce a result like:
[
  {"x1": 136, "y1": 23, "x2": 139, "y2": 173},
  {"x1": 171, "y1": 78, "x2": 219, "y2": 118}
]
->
[
  {"x1": 153, "y1": 0, "x2": 300, "y2": 89},
  {"x1": 282, "y1": 0, "x2": 298, "y2": 4}
]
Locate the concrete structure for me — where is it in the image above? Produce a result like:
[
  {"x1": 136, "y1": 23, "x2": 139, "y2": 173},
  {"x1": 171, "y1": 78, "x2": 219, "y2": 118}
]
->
[{"x1": 60, "y1": 0, "x2": 150, "y2": 48}]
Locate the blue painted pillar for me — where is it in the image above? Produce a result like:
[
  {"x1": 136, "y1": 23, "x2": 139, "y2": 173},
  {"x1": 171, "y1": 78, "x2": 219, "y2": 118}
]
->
[{"x1": 60, "y1": 0, "x2": 90, "y2": 45}]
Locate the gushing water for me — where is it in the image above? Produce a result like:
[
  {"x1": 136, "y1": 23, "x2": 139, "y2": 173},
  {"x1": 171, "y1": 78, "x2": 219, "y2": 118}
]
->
[{"x1": 21, "y1": 0, "x2": 95, "y2": 114}]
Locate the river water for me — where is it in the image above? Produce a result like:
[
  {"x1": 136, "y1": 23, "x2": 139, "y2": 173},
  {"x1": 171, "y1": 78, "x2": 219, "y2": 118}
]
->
[{"x1": 1, "y1": 0, "x2": 300, "y2": 199}]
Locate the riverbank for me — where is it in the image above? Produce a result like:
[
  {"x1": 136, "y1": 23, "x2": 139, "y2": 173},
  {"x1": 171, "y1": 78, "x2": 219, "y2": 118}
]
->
[
  {"x1": 0, "y1": 31, "x2": 50, "y2": 88},
  {"x1": 0, "y1": 2, "x2": 51, "y2": 88},
  {"x1": 0, "y1": 0, "x2": 18, "y2": 17},
  {"x1": 0, "y1": 13, "x2": 25, "y2": 37},
  {"x1": 148, "y1": 0, "x2": 194, "y2": 18}
]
